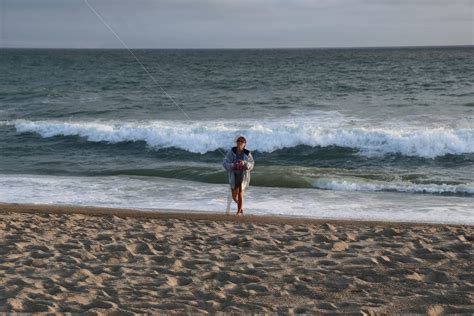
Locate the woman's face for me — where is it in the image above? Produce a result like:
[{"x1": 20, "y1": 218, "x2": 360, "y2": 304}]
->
[{"x1": 236, "y1": 138, "x2": 246, "y2": 150}]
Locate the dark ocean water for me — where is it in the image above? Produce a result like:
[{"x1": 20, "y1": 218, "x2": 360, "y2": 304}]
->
[{"x1": 0, "y1": 47, "x2": 473, "y2": 223}]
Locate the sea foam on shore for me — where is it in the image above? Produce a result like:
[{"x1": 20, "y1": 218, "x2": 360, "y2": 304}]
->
[{"x1": 1, "y1": 174, "x2": 473, "y2": 225}]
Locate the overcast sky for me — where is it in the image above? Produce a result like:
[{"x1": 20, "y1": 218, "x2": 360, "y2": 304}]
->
[{"x1": 1, "y1": 0, "x2": 473, "y2": 49}]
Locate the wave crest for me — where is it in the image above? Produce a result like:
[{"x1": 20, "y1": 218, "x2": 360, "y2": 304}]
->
[
  {"x1": 312, "y1": 178, "x2": 474, "y2": 196},
  {"x1": 10, "y1": 118, "x2": 474, "y2": 158}
]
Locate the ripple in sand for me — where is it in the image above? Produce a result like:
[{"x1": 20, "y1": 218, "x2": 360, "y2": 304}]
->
[
  {"x1": 331, "y1": 241, "x2": 350, "y2": 251},
  {"x1": 149, "y1": 255, "x2": 174, "y2": 265},
  {"x1": 422, "y1": 270, "x2": 451, "y2": 283},
  {"x1": 318, "y1": 259, "x2": 339, "y2": 266},
  {"x1": 406, "y1": 272, "x2": 424, "y2": 282},
  {"x1": 20, "y1": 298, "x2": 57, "y2": 313},
  {"x1": 317, "y1": 302, "x2": 338, "y2": 310},
  {"x1": 104, "y1": 244, "x2": 127, "y2": 252},
  {"x1": 29, "y1": 250, "x2": 54, "y2": 259},
  {"x1": 222, "y1": 254, "x2": 241, "y2": 261},
  {"x1": 356, "y1": 273, "x2": 390, "y2": 284},
  {"x1": 126, "y1": 242, "x2": 154, "y2": 255},
  {"x1": 245, "y1": 283, "x2": 269, "y2": 295}
]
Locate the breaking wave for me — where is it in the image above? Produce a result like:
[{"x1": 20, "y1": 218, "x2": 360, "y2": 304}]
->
[
  {"x1": 9, "y1": 117, "x2": 474, "y2": 158},
  {"x1": 312, "y1": 178, "x2": 474, "y2": 196}
]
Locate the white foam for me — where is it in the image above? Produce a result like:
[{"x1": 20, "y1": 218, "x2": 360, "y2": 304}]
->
[
  {"x1": 312, "y1": 177, "x2": 474, "y2": 195},
  {"x1": 0, "y1": 174, "x2": 472, "y2": 225},
  {"x1": 10, "y1": 113, "x2": 474, "y2": 157}
]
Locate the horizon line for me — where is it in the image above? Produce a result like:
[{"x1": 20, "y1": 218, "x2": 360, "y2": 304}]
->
[{"x1": 2, "y1": 44, "x2": 473, "y2": 50}]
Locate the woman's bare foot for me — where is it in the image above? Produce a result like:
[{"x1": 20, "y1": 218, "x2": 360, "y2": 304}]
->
[{"x1": 236, "y1": 209, "x2": 243, "y2": 216}]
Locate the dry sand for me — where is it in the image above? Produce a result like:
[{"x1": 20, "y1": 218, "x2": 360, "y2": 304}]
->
[{"x1": 0, "y1": 204, "x2": 472, "y2": 314}]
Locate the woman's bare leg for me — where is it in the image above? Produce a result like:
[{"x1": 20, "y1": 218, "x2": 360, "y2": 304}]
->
[
  {"x1": 232, "y1": 188, "x2": 239, "y2": 203},
  {"x1": 237, "y1": 185, "x2": 244, "y2": 215}
]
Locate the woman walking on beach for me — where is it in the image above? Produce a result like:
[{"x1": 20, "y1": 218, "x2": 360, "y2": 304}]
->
[{"x1": 223, "y1": 136, "x2": 254, "y2": 216}]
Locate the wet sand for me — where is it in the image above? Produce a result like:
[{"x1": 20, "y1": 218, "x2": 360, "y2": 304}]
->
[{"x1": 0, "y1": 203, "x2": 472, "y2": 314}]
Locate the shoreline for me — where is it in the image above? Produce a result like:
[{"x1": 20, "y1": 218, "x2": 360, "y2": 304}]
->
[{"x1": 0, "y1": 202, "x2": 469, "y2": 228}]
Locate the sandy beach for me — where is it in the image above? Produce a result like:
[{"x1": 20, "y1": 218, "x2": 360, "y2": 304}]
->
[{"x1": 0, "y1": 203, "x2": 472, "y2": 314}]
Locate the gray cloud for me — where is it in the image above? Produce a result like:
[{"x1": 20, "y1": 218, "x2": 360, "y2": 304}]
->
[{"x1": 1, "y1": 0, "x2": 472, "y2": 48}]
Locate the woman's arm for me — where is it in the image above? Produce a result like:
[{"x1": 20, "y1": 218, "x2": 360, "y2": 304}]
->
[{"x1": 223, "y1": 150, "x2": 234, "y2": 171}]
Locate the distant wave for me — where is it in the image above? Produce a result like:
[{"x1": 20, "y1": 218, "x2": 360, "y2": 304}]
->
[
  {"x1": 312, "y1": 178, "x2": 474, "y2": 196},
  {"x1": 10, "y1": 117, "x2": 474, "y2": 158}
]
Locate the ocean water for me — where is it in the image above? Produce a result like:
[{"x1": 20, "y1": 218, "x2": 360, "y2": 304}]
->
[{"x1": 1, "y1": 47, "x2": 473, "y2": 224}]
